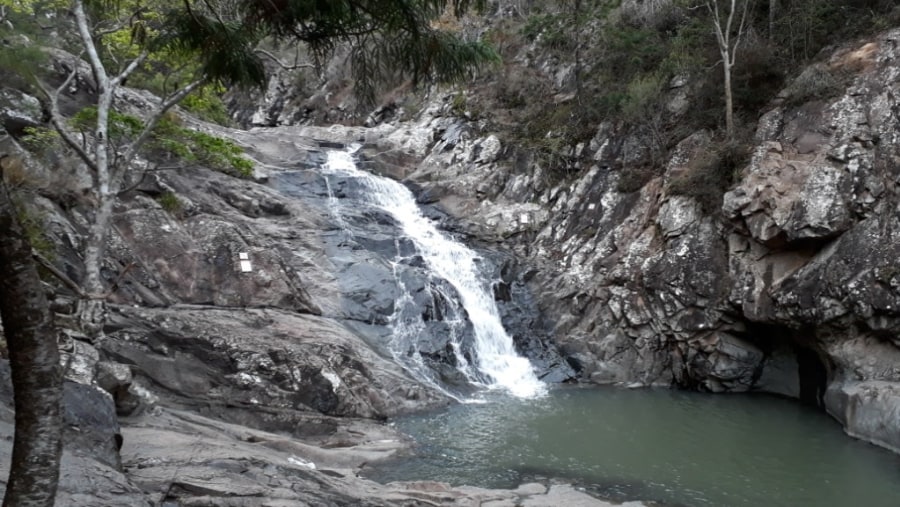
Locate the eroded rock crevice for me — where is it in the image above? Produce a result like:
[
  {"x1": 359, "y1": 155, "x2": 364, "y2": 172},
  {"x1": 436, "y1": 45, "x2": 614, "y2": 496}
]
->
[{"x1": 743, "y1": 322, "x2": 830, "y2": 408}]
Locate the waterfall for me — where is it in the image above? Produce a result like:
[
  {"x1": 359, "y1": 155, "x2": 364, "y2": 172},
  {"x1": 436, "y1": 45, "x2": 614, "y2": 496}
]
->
[{"x1": 322, "y1": 149, "x2": 545, "y2": 398}]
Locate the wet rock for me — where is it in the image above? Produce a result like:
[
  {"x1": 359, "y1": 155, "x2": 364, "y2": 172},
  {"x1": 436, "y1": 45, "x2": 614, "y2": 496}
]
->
[
  {"x1": 95, "y1": 361, "x2": 133, "y2": 397},
  {"x1": 754, "y1": 346, "x2": 801, "y2": 399},
  {"x1": 96, "y1": 361, "x2": 143, "y2": 416},
  {"x1": 684, "y1": 333, "x2": 764, "y2": 393},
  {"x1": 486, "y1": 254, "x2": 576, "y2": 383},
  {"x1": 61, "y1": 381, "x2": 123, "y2": 469}
]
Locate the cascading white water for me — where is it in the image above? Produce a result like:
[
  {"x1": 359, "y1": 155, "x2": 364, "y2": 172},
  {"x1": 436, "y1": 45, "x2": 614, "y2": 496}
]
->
[{"x1": 322, "y1": 149, "x2": 545, "y2": 398}]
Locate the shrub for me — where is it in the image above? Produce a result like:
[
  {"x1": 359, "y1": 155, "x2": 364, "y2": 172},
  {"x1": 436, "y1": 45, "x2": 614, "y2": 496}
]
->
[
  {"x1": 0, "y1": 153, "x2": 44, "y2": 189},
  {"x1": 731, "y1": 39, "x2": 786, "y2": 114},
  {"x1": 71, "y1": 107, "x2": 143, "y2": 144},
  {"x1": 157, "y1": 191, "x2": 183, "y2": 215},
  {"x1": 183, "y1": 129, "x2": 254, "y2": 177},
  {"x1": 12, "y1": 198, "x2": 55, "y2": 260},
  {"x1": 20, "y1": 126, "x2": 61, "y2": 156},
  {"x1": 617, "y1": 164, "x2": 658, "y2": 193},
  {"x1": 450, "y1": 92, "x2": 467, "y2": 116},
  {"x1": 599, "y1": 23, "x2": 668, "y2": 81},
  {"x1": 668, "y1": 140, "x2": 750, "y2": 214},
  {"x1": 521, "y1": 12, "x2": 576, "y2": 52},
  {"x1": 620, "y1": 0, "x2": 682, "y2": 33},
  {"x1": 180, "y1": 86, "x2": 233, "y2": 126},
  {"x1": 620, "y1": 73, "x2": 665, "y2": 125},
  {"x1": 70, "y1": 107, "x2": 255, "y2": 178},
  {"x1": 772, "y1": 0, "x2": 899, "y2": 62},
  {"x1": 783, "y1": 64, "x2": 842, "y2": 106},
  {"x1": 0, "y1": 17, "x2": 50, "y2": 89}
]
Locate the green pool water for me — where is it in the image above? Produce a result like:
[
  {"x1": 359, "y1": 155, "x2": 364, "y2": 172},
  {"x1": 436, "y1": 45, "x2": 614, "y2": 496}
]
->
[{"x1": 364, "y1": 386, "x2": 900, "y2": 506}]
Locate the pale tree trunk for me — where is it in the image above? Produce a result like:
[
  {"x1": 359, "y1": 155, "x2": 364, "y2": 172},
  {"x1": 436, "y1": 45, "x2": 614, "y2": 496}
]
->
[
  {"x1": 706, "y1": 0, "x2": 750, "y2": 141},
  {"x1": 573, "y1": 0, "x2": 583, "y2": 98},
  {"x1": 73, "y1": 0, "x2": 115, "y2": 332},
  {"x1": 0, "y1": 170, "x2": 63, "y2": 507},
  {"x1": 723, "y1": 59, "x2": 734, "y2": 140}
]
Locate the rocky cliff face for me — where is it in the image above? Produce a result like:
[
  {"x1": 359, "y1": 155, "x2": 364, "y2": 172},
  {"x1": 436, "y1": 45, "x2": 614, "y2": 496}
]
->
[{"x1": 352, "y1": 29, "x2": 900, "y2": 454}]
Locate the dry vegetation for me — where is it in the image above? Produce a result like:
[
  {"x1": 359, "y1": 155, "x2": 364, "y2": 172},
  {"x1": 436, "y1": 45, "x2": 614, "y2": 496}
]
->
[{"x1": 452, "y1": 0, "x2": 900, "y2": 192}]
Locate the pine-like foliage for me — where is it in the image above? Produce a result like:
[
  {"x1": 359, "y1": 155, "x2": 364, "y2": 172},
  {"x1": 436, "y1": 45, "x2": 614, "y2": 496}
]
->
[
  {"x1": 156, "y1": 3, "x2": 267, "y2": 89},
  {"x1": 66, "y1": 0, "x2": 494, "y2": 97},
  {"x1": 237, "y1": 0, "x2": 496, "y2": 100}
]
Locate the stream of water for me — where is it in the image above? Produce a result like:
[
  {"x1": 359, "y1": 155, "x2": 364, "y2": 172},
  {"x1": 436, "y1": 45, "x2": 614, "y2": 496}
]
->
[
  {"x1": 365, "y1": 387, "x2": 900, "y2": 506},
  {"x1": 321, "y1": 149, "x2": 544, "y2": 398}
]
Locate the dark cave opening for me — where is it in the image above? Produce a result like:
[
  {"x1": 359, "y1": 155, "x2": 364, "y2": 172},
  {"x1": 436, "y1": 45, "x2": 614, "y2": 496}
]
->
[
  {"x1": 796, "y1": 344, "x2": 828, "y2": 408},
  {"x1": 744, "y1": 322, "x2": 829, "y2": 409}
]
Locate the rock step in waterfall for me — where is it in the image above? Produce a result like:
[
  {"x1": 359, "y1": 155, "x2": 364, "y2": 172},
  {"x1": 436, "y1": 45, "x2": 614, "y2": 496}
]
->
[{"x1": 322, "y1": 149, "x2": 546, "y2": 398}]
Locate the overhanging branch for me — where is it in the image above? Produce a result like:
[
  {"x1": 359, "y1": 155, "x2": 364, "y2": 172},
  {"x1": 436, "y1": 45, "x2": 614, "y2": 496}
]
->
[
  {"x1": 255, "y1": 48, "x2": 316, "y2": 71},
  {"x1": 118, "y1": 78, "x2": 207, "y2": 173}
]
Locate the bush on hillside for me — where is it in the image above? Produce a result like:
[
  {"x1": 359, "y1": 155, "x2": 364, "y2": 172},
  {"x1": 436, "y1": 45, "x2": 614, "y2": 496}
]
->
[{"x1": 668, "y1": 140, "x2": 750, "y2": 215}]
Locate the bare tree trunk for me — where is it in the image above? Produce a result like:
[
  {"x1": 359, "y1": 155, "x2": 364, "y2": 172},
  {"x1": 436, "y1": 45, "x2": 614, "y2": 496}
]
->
[
  {"x1": 0, "y1": 171, "x2": 63, "y2": 507},
  {"x1": 768, "y1": 0, "x2": 778, "y2": 41},
  {"x1": 723, "y1": 60, "x2": 734, "y2": 139},
  {"x1": 77, "y1": 195, "x2": 114, "y2": 335},
  {"x1": 706, "y1": 0, "x2": 750, "y2": 141},
  {"x1": 573, "y1": 0, "x2": 583, "y2": 99},
  {"x1": 73, "y1": 0, "x2": 116, "y2": 333}
]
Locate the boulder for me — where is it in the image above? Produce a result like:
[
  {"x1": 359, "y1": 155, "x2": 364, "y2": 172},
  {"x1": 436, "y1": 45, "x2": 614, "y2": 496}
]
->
[{"x1": 0, "y1": 361, "x2": 146, "y2": 505}]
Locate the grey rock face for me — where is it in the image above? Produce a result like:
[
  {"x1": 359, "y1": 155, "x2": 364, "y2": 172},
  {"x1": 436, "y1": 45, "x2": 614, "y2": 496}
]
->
[
  {"x1": 13, "y1": 89, "x2": 571, "y2": 407},
  {"x1": 384, "y1": 29, "x2": 900, "y2": 453},
  {"x1": 826, "y1": 381, "x2": 900, "y2": 453},
  {"x1": 103, "y1": 306, "x2": 445, "y2": 420},
  {"x1": 0, "y1": 88, "x2": 42, "y2": 135},
  {"x1": 6, "y1": 21, "x2": 900, "y2": 507}
]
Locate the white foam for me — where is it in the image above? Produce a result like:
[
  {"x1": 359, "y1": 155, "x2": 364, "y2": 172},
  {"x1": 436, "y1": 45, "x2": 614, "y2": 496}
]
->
[{"x1": 322, "y1": 151, "x2": 545, "y2": 398}]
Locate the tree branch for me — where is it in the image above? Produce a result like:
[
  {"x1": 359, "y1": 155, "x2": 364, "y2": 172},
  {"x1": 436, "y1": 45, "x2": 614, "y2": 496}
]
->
[
  {"x1": 724, "y1": 0, "x2": 736, "y2": 46},
  {"x1": 731, "y1": 0, "x2": 753, "y2": 67},
  {"x1": 35, "y1": 60, "x2": 99, "y2": 173},
  {"x1": 31, "y1": 250, "x2": 86, "y2": 298},
  {"x1": 118, "y1": 78, "x2": 207, "y2": 173},
  {"x1": 116, "y1": 164, "x2": 184, "y2": 196},
  {"x1": 102, "y1": 262, "x2": 135, "y2": 298},
  {"x1": 73, "y1": 0, "x2": 109, "y2": 88},
  {"x1": 255, "y1": 48, "x2": 316, "y2": 71},
  {"x1": 111, "y1": 50, "x2": 149, "y2": 87}
]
